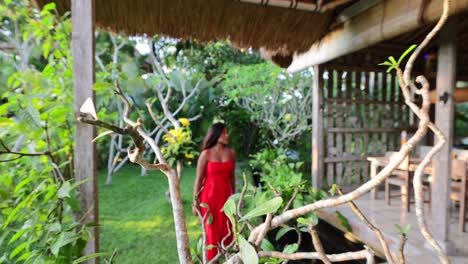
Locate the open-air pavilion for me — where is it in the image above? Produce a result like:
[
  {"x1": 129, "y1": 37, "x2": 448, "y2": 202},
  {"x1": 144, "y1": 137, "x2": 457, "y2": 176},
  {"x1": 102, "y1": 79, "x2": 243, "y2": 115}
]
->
[{"x1": 32, "y1": 0, "x2": 468, "y2": 262}]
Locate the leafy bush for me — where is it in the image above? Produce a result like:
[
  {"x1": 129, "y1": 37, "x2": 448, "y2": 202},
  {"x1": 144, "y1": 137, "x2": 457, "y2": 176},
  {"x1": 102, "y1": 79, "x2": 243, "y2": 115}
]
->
[
  {"x1": 250, "y1": 148, "x2": 305, "y2": 203},
  {"x1": 161, "y1": 118, "x2": 199, "y2": 166},
  {"x1": 0, "y1": 2, "x2": 100, "y2": 262}
]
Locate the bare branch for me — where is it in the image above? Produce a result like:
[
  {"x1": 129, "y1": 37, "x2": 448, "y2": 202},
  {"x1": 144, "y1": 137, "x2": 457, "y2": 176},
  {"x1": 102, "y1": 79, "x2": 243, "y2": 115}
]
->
[
  {"x1": 155, "y1": 84, "x2": 180, "y2": 129},
  {"x1": 309, "y1": 224, "x2": 331, "y2": 264},
  {"x1": 249, "y1": 119, "x2": 432, "y2": 243},
  {"x1": 393, "y1": 0, "x2": 451, "y2": 262},
  {"x1": 398, "y1": 234, "x2": 408, "y2": 264},
  {"x1": 237, "y1": 173, "x2": 255, "y2": 231},
  {"x1": 145, "y1": 101, "x2": 174, "y2": 138},
  {"x1": 258, "y1": 249, "x2": 369, "y2": 262},
  {"x1": 336, "y1": 187, "x2": 395, "y2": 264},
  {"x1": 0, "y1": 149, "x2": 51, "y2": 158},
  {"x1": 365, "y1": 246, "x2": 375, "y2": 264},
  {"x1": 0, "y1": 139, "x2": 11, "y2": 152},
  {"x1": 255, "y1": 213, "x2": 273, "y2": 246},
  {"x1": 127, "y1": 148, "x2": 170, "y2": 171},
  {"x1": 283, "y1": 188, "x2": 299, "y2": 213}
]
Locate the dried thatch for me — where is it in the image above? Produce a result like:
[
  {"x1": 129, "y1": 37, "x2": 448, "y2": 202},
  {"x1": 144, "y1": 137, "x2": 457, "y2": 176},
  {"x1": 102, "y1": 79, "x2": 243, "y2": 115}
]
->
[{"x1": 32, "y1": 0, "x2": 344, "y2": 54}]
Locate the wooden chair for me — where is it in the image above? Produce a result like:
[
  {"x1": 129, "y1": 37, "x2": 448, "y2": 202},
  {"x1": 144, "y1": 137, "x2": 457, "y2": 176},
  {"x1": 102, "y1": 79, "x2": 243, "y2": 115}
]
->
[
  {"x1": 450, "y1": 159, "x2": 468, "y2": 232},
  {"x1": 385, "y1": 152, "x2": 412, "y2": 212},
  {"x1": 384, "y1": 152, "x2": 431, "y2": 212}
]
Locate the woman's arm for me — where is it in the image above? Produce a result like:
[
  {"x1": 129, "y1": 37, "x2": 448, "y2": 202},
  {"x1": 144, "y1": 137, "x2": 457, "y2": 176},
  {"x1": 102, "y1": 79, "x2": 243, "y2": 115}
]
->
[
  {"x1": 231, "y1": 149, "x2": 236, "y2": 193},
  {"x1": 193, "y1": 150, "x2": 207, "y2": 214}
]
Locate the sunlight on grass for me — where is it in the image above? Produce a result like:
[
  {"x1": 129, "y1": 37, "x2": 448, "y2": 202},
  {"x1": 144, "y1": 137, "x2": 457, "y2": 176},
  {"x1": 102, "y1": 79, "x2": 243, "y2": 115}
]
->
[{"x1": 98, "y1": 165, "x2": 201, "y2": 263}]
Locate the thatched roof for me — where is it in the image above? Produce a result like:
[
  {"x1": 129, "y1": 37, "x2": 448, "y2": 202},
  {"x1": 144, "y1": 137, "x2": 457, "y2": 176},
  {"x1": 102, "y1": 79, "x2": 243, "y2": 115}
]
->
[{"x1": 32, "y1": 0, "x2": 352, "y2": 54}]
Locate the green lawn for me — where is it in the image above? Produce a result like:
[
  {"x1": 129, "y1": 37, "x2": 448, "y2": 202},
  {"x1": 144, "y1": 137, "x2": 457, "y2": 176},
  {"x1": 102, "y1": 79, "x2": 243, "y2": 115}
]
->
[{"x1": 98, "y1": 165, "x2": 201, "y2": 263}]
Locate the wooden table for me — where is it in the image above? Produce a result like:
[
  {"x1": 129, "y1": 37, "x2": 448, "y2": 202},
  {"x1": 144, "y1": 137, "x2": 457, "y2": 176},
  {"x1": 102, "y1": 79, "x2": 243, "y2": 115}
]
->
[{"x1": 367, "y1": 156, "x2": 433, "y2": 200}]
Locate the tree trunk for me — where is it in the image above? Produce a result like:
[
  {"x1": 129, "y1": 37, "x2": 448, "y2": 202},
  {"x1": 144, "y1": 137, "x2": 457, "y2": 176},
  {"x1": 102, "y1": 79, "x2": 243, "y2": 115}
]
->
[{"x1": 166, "y1": 169, "x2": 192, "y2": 263}]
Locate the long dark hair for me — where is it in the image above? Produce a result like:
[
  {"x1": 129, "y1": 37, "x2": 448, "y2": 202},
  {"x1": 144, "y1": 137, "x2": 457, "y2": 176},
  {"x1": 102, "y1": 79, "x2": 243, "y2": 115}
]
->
[{"x1": 202, "y1": 123, "x2": 227, "y2": 150}]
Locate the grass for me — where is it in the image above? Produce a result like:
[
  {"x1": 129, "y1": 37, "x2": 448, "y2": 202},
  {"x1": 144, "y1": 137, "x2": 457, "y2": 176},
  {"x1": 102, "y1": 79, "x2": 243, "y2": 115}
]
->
[{"x1": 98, "y1": 165, "x2": 201, "y2": 263}]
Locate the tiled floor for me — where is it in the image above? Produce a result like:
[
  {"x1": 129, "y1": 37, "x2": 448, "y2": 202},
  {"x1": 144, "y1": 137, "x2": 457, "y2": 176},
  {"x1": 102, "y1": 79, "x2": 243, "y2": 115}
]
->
[{"x1": 318, "y1": 193, "x2": 468, "y2": 263}]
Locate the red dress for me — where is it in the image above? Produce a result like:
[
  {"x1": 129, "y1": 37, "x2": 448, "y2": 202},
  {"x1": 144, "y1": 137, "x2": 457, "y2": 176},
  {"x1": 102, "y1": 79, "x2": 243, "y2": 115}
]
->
[{"x1": 199, "y1": 150, "x2": 234, "y2": 261}]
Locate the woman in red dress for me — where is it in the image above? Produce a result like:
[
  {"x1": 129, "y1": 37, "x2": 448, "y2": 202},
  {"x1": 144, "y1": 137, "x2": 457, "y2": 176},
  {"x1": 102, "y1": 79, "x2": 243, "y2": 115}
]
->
[{"x1": 192, "y1": 123, "x2": 235, "y2": 261}]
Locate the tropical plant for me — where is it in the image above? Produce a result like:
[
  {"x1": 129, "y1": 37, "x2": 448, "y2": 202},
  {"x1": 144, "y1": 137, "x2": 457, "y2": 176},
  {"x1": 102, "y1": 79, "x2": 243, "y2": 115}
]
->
[
  {"x1": 0, "y1": 1, "x2": 104, "y2": 263},
  {"x1": 223, "y1": 63, "x2": 312, "y2": 148},
  {"x1": 161, "y1": 118, "x2": 199, "y2": 167}
]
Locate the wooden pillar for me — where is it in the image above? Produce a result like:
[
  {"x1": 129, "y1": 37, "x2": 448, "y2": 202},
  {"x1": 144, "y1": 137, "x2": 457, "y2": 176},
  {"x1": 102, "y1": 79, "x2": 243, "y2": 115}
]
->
[
  {"x1": 312, "y1": 65, "x2": 324, "y2": 188},
  {"x1": 431, "y1": 18, "x2": 456, "y2": 253},
  {"x1": 72, "y1": 0, "x2": 98, "y2": 260}
]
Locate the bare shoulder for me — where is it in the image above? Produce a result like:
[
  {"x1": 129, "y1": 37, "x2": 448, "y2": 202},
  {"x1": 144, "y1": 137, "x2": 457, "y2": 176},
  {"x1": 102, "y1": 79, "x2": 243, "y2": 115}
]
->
[
  {"x1": 198, "y1": 150, "x2": 209, "y2": 161},
  {"x1": 228, "y1": 148, "x2": 236, "y2": 159}
]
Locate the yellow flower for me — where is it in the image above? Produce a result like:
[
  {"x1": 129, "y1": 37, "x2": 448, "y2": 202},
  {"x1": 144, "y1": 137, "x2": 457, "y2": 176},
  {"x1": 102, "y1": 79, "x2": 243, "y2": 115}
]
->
[
  {"x1": 164, "y1": 128, "x2": 190, "y2": 144},
  {"x1": 178, "y1": 118, "x2": 190, "y2": 127},
  {"x1": 185, "y1": 153, "x2": 194, "y2": 159},
  {"x1": 164, "y1": 135, "x2": 177, "y2": 144}
]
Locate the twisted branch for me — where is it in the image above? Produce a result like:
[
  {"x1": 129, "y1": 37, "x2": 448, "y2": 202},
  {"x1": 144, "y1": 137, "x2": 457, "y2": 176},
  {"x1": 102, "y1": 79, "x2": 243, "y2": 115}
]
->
[
  {"x1": 309, "y1": 224, "x2": 331, "y2": 264},
  {"x1": 258, "y1": 249, "x2": 369, "y2": 262},
  {"x1": 337, "y1": 187, "x2": 395, "y2": 264}
]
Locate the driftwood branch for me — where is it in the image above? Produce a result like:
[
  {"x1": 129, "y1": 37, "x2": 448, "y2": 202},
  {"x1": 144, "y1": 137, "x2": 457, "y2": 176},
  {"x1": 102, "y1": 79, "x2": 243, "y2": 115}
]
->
[
  {"x1": 237, "y1": 173, "x2": 255, "y2": 231},
  {"x1": 255, "y1": 213, "x2": 273, "y2": 246},
  {"x1": 248, "y1": 8, "x2": 452, "y2": 264},
  {"x1": 309, "y1": 224, "x2": 331, "y2": 264},
  {"x1": 394, "y1": 0, "x2": 451, "y2": 263},
  {"x1": 336, "y1": 187, "x2": 395, "y2": 264},
  {"x1": 258, "y1": 249, "x2": 369, "y2": 262}
]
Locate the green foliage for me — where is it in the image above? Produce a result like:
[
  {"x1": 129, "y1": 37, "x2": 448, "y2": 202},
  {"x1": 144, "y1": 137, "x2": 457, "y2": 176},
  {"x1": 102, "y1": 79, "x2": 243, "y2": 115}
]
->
[
  {"x1": 282, "y1": 243, "x2": 299, "y2": 254},
  {"x1": 222, "y1": 195, "x2": 237, "y2": 229},
  {"x1": 0, "y1": 1, "x2": 98, "y2": 262},
  {"x1": 222, "y1": 63, "x2": 312, "y2": 147},
  {"x1": 152, "y1": 39, "x2": 263, "y2": 80},
  {"x1": 379, "y1": 45, "x2": 417, "y2": 72},
  {"x1": 161, "y1": 120, "x2": 199, "y2": 166},
  {"x1": 238, "y1": 235, "x2": 258, "y2": 264},
  {"x1": 260, "y1": 239, "x2": 275, "y2": 251},
  {"x1": 395, "y1": 224, "x2": 411, "y2": 235},
  {"x1": 336, "y1": 211, "x2": 353, "y2": 232},
  {"x1": 275, "y1": 227, "x2": 295, "y2": 241},
  {"x1": 240, "y1": 197, "x2": 283, "y2": 221},
  {"x1": 250, "y1": 148, "x2": 305, "y2": 203}
]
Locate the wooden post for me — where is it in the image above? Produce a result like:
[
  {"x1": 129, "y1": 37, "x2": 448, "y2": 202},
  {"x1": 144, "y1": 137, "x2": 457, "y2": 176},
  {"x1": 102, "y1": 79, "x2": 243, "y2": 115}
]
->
[
  {"x1": 72, "y1": 0, "x2": 98, "y2": 260},
  {"x1": 431, "y1": 18, "x2": 456, "y2": 253},
  {"x1": 312, "y1": 65, "x2": 324, "y2": 188}
]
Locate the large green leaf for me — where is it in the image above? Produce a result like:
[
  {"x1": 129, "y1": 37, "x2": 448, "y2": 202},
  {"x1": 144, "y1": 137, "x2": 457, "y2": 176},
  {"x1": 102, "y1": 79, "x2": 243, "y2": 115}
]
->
[
  {"x1": 282, "y1": 243, "x2": 298, "y2": 254},
  {"x1": 57, "y1": 182, "x2": 72, "y2": 199},
  {"x1": 51, "y1": 232, "x2": 78, "y2": 256},
  {"x1": 275, "y1": 227, "x2": 294, "y2": 241},
  {"x1": 260, "y1": 239, "x2": 275, "y2": 251},
  {"x1": 238, "y1": 235, "x2": 258, "y2": 264},
  {"x1": 72, "y1": 252, "x2": 111, "y2": 264},
  {"x1": 8, "y1": 228, "x2": 29, "y2": 245},
  {"x1": 240, "y1": 197, "x2": 282, "y2": 221},
  {"x1": 19, "y1": 106, "x2": 42, "y2": 128},
  {"x1": 9, "y1": 241, "x2": 27, "y2": 259},
  {"x1": 222, "y1": 195, "x2": 237, "y2": 226},
  {"x1": 397, "y1": 44, "x2": 417, "y2": 65}
]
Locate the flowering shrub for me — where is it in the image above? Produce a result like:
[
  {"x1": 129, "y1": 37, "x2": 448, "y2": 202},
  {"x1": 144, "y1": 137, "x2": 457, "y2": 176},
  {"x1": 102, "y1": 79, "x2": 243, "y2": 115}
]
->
[{"x1": 161, "y1": 118, "x2": 199, "y2": 166}]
